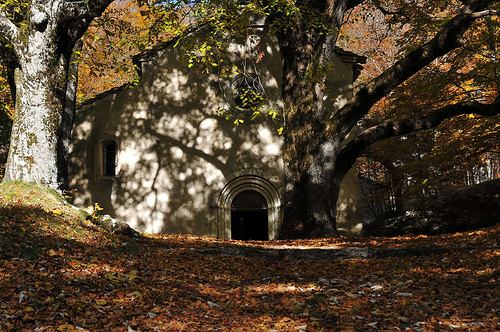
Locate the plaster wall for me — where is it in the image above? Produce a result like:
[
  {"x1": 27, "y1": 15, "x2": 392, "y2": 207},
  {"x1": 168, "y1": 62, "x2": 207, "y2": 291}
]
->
[{"x1": 70, "y1": 31, "x2": 363, "y2": 238}]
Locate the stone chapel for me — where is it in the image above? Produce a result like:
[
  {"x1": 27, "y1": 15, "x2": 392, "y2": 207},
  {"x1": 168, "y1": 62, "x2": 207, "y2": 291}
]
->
[{"x1": 69, "y1": 21, "x2": 366, "y2": 240}]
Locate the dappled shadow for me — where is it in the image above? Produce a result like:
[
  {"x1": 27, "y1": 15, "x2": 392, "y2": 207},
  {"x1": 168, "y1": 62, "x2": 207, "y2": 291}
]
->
[
  {"x1": 68, "y1": 28, "x2": 370, "y2": 239},
  {"x1": 0, "y1": 205, "x2": 88, "y2": 260},
  {"x1": 0, "y1": 203, "x2": 335, "y2": 330},
  {"x1": 2, "y1": 226, "x2": 498, "y2": 330},
  {"x1": 1, "y1": 201, "x2": 499, "y2": 330},
  {"x1": 70, "y1": 31, "x2": 284, "y2": 236}
]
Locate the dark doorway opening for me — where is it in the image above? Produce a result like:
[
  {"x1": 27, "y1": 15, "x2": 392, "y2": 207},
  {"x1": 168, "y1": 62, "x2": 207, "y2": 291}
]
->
[{"x1": 231, "y1": 190, "x2": 268, "y2": 240}]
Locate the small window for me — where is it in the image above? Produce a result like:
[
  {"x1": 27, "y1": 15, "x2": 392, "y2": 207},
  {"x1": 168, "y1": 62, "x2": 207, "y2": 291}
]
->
[{"x1": 103, "y1": 141, "x2": 117, "y2": 176}]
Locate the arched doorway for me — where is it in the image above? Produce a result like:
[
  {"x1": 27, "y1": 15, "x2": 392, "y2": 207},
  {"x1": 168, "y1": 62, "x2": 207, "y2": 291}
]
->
[
  {"x1": 217, "y1": 175, "x2": 281, "y2": 240},
  {"x1": 231, "y1": 190, "x2": 268, "y2": 240}
]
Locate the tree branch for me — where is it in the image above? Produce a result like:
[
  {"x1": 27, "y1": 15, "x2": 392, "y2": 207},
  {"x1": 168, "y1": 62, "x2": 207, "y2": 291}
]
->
[
  {"x1": 333, "y1": 97, "x2": 500, "y2": 181},
  {"x1": 471, "y1": 9, "x2": 500, "y2": 17},
  {"x1": 85, "y1": 0, "x2": 117, "y2": 18},
  {"x1": 329, "y1": 0, "x2": 497, "y2": 142},
  {"x1": 59, "y1": 0, "x2": 114, "y2": 20},
  {"x1": 0, "y1": 9, "x2": 18, "y2": 47},
  {"x1": 58, "y1": 0, "x2": 115, "y2": 46},
  {"x1": 376, "y1": 3, "x2": 412, "y2": 21}
]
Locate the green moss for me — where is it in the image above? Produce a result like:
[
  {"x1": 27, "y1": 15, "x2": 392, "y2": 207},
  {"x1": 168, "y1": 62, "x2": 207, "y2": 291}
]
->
[
  {"x1": 0, "y1": 181, "x2": 91, "y2": 260},
  {"x1": 0, "y1": 181, "x2": 89, "y2": 225},
  {"x1": 26, "y1": 132, "x2": 38, "y2": 146},
  {"x1": 1, "y1": 181, "x2": 63, "y2": 207}
]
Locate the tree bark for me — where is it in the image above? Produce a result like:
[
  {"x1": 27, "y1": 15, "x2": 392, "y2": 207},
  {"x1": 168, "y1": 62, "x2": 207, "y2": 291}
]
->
[
  {"x1": 334, "y1": 98, "x2": 500, "y2": 182},
  {"x1": 329, "y1": 0, "x2": 497, "y2": 141},
  {"x1": 0, "y1": 0, "x2": 114, "y2": 188},
  {"x1": 57, "y1": 40, "x2": 82, "y2": 190},
  {"x1": 277, "y1": 0, "x2": 353, "y2": 238},
  {"x1": 4, "y1": 38, "x2": 70, "y2": 187}
]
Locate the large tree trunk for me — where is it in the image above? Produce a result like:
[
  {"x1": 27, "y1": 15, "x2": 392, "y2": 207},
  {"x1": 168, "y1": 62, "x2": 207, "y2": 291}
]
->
[
  {"x1": 277, "y1": 0, "x2": 496, "y2": 238},
  {"x1": 0, "y1": 0, "x2": 114, "y2": 188},
  {"x1": 3, "y1": 25, "x2": 71, "y2": 188},
  {"x1": 282, "y1": 140, "x2": 343, "y2": 238},
  {"x1": 4, "y1": 61, "x2": 70, "y2": 188},
  {"x1": 278, "y1": 44, "x2": 339, "y2": 238},
  {"x1": 277, "y1": 0, "x2": 350, "y2": 238}
]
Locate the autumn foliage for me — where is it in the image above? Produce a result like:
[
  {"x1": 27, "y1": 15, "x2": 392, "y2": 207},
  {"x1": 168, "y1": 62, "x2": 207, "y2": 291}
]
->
[
  {"x1": 0, "y1": 182, "x2": 498, "y2": 331},
  {"x1": 337, "y1": 2, "x2": 500, "y2": 221},
  {"x1": 77, "y1": 0, "x2": 178, "y2": 102}
]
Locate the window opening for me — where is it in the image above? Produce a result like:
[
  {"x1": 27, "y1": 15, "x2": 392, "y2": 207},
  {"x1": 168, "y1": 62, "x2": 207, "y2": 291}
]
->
[{"x1": 103, "y1": 141, "x2": 117, "y2": 176}]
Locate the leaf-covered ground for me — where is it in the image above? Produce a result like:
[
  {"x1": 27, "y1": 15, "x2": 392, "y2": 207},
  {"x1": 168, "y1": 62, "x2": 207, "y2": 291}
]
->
[{"x1": 0, "y1": 182, "x2": 498, "y2": 331}]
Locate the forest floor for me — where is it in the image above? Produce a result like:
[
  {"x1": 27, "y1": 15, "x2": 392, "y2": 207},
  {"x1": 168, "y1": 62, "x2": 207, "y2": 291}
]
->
[{"x1": 0, "y1": 182, "x2": 499, "y2": 331}]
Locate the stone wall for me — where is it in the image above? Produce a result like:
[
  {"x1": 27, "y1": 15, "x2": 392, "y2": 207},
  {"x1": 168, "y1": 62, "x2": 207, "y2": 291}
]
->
[{"x1": 70, "y1": 28, "x2": 363, "y2": 238}]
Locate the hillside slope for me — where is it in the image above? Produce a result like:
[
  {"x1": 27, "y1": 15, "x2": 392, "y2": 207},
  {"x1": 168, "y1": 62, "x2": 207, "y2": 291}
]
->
[{"x1": 0, "y1": 182, "x2": 498, "y2": 331}]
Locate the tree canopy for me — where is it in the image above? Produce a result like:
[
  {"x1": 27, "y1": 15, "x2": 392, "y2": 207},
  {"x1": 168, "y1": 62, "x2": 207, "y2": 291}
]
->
[{"x1": 0, "y1": 0, "x2": 498, "y2": 238}]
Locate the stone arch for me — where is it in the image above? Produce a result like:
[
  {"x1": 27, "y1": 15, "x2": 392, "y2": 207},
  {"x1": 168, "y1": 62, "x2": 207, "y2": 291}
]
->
[{"x1": 217, "y1": 175, "x2": 281, "y2": 240}]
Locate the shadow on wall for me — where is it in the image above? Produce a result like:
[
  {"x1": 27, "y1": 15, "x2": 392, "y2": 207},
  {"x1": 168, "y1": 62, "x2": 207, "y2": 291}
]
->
[{"x1": 70, "y1": 41, "x2": 284, "y2": 236}]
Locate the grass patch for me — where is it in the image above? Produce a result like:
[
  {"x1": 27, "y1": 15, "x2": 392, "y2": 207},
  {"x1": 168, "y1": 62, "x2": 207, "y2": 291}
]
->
[{"x1": 0, "y1": 181, "x2": 102, "y2": 260}]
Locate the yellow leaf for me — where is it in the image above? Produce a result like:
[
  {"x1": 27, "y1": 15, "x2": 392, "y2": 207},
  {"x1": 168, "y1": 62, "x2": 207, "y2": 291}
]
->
[
  {"x1": 24, "y1": 306, "x2": 35, "y2": 312},
  {"x1": 96, "y1": 299, "x2": 107, "y2": 306},
  {"x1": 125, "y1": 270, "x2": 138, "y2": 281}
]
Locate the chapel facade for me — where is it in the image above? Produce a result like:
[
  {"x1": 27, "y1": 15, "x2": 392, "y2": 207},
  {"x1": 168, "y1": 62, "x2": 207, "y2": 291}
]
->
[{"x1": 69, "y1": 24, "x2": 365, "y2": 239}]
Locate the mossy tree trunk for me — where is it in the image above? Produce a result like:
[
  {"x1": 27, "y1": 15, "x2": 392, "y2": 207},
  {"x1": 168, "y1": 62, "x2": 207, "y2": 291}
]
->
[
  {"x1": 276, "y1": 0, "x2": 357, "y2": 238},
  {"x1": 5, "y1": 35, "x2": 71, "y2": 187},
  {"x1": 0, "y1": 0, "x2": 114, "y2": 188}
]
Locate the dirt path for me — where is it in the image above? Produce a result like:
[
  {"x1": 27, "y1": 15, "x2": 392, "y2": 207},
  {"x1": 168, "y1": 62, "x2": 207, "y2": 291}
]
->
[{"x1": 194, "y1": 245, "x2": 500, "y2": 260}]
